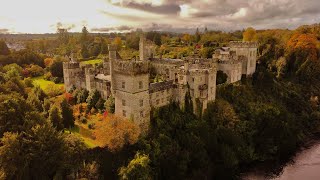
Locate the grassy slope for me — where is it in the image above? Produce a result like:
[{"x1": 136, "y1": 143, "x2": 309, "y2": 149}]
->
[{"x1": 31, "y1": 76, "x2": 64, "y2": 90}]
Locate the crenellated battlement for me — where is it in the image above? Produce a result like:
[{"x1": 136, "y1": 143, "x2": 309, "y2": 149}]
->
[
  {"x1": 63, "y1": 62, "x2": 80, "y2": 69},
  {"x1": 113, "y1": 60, "x2": 149, "y2": 75},
  {"x1": 229, "y1": 41, "x2": 258, "y2": 48}
]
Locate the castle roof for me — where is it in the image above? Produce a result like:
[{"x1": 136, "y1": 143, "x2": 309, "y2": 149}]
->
[{"x1": 149, "y1": 80, "x2": 174, "y2": 93}]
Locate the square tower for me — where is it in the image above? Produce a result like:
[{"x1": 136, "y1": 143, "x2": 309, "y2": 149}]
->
[
  {"x1": 109, "y1": 45, "x2": 151, "y2": 130},
  {"x1": 229, "y1": 41, "x2": 258, "y2": 75}
]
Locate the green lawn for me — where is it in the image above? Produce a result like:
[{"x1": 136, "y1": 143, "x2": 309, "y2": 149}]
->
[
  {"x1": 66, "y1": 125, "x2": 98, "y2": 148},
  {"x1": 81, "y1": 59, "x2": 103, "y2": 65},
  {"x1": 31, "y1": 76, "x2": 64, "y2": 90}
]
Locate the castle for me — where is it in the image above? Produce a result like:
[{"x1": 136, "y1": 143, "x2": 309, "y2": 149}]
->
[{"x1": 63, "y1": 36, "x2": 258, "y2": 130}]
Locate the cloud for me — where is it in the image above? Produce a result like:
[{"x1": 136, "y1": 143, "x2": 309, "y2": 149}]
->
[
  {"x1": 1, "y1": 0, "x2": 320, "y2": 33},
  {"x1": 103, "y1": 0, "x2": 320, "y2": 31},
  {"x1": 111, "y1": 1, "x2": 181, "y2": 15},
  {"x1": 91, "y1": 25, "x2": 133, "y2": 32},
  {"x1": 55, "y1": 22, "x2": 76, "y2": 30},
  {"x1": 0, "y1": 28, "x2": 10, "y2": 34}
]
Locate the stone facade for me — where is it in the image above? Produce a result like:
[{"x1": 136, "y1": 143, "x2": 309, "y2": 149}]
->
[{"x1": 63, "y1": 36, "x2": 258, "y2": 129}]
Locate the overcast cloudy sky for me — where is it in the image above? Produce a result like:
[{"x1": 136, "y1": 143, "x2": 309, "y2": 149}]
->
[{"x1": 0, "y1": 0, "x2": 319, "y2": 34}]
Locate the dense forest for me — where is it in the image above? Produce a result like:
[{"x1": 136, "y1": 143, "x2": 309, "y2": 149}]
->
[{"x1": 1, "y1": 23, "x2": 320, "y2": 179}]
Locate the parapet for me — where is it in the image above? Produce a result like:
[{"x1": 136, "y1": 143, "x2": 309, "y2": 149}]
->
[
  {"x1": 229, "y1": 41, "x2": 258, "y2": 48},
  {"x1": 63, "y1": 61, "x2": 80, "y2": 69},
  {"x1": 113, "y1": 60, "x2": 149, "y2": 75}
]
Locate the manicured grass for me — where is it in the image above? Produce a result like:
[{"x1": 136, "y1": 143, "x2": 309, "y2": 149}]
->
[
  {"x1": 31, "y1": 76, "x2": 64, "y2": 90},
  {"x1": 81, "y1": 59, "x2": 103, "y2": 65},
  {"x1": 66, "y1": 125, "x2": 98, "y2": 148}
]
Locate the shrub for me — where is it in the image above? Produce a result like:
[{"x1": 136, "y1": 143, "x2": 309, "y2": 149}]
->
[
  {"x1": 80, "y1": 116, "x2": 87, "y2": 124},
  {"x1": 88, "y1": 123, "x2": 95, "y2": 130}
]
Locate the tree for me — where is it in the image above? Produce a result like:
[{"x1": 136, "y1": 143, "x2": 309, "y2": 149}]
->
[
  {"x1": 94, "y1": 116, "x2": 140, "y2": 151},
  {"x1": 27, "y1": 91, "x2": 43, "y2": 112},
  {"x1": 0, "y1": 93, "x2": 35, "y2": 136},
  {"x1": 216, "y1": 70, "x2": 228, "y2": 85},
  {"x1": 204, "y1": 27, "x2": 208, "y2": 33},
  {"x1": 0, "y1": 123, "x2": 86, "y2": 179},
  {"x1": 26, "y1": 64, "x2": 44, "y2": 77},
  {"x1": 80, "y1": 26, "x2": 89, "y2": 44},
  {"x1": 195, "y1": 28, "x2": 201, "y2": 42},
  {"x1": 0, "y1": 40, "x2": 10, "y2": 55},
  {"x1": 0, "y1": 123, "x2": 65, "y2": 179},
  {"x1": 86, "y1": 90, "x2": 101, "y2": 112},
  {"x1": 113, "y1": 37, "x2": 122, "y2": 49},
  {"x1": 95, "y1": 98, "x2": 105, "y2": 111},
  {"x1": 243, "y1": 27, "x2": 257, "y2": 41},
  {"x1": 60, "y1": 99, "x2": 75, "y2": 129},
  {"x1": 105, "y1": 95, "x2": 115, "y2": 113},
  {"x1": 286, "y1": 33, "x2": 318, "y2": 74},
  {"x1": 44, "y1": 58, "x2": 54, "y2": 67},
  {"x1": 50, "y1": 57, "x2": 64, "y2": 78},
  {"x1": 182, "y1": 34, "x2": 191, "y2": 45},
  {"x1": 57, "y1": 28, "x2": 69, "y2": 45},
  {"x1": 119, "y1": 152, "x2": 151, "y2": 180},
  {"x1": 81, "y1": 44, "x2": 90, "y2": 59},
  {"x1": 42, "y1": 98, "x2": 51, "y2": 117},
  {"x1": 48, "y1": 105, "x2": 63, "y2": 130}
]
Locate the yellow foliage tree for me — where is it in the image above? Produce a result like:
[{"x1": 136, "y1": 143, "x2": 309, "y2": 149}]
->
[
  {"x1": 182, "y1": 34, "x2": 191, "y2": 44},
  {"x1": 243, "y1": 27, "x2": 257, "y2": 41},
  {"x1": 94, "y1": 115, "x2": 140, "y2": 151}
]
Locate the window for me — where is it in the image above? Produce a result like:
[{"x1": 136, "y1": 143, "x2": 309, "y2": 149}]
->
[
  {"x1": 122, "y1": 99, "x2": 126, "y2": 106},
  {"x1": 156, "y1": 99, "x2": 160, "y2": 105},
  {"x1": 192, "y1": 78, "x2": 195, "y2": 82},
  {"x1": 140, "y1": 111, "x2": 144, "y2": 117},
  {"x1": 139, "y1": 81, "x2": 143, "y2": 89},
  {"x1": 122, "y1": 81, "x2": 125, "y2": 89},
  {"x1": 123, "y1": 110, "x2": 126, "y2": 117},
  {"x1": 140, "y1": 99, "x2": 143, "y2": 107}
]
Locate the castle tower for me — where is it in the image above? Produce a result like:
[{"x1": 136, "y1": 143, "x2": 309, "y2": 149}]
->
[
  {"x1": 139, "y1": 34, "x2": 155, "y2": 61},
  {"x1": 63, "y1": 60, "x2": 80, "y2": 91},
  {"x1": 109, "y1": 45, "x2": 151, "y2": 130},
  {"x1": 139, "y1": 35, "x2": 147, "y2": 61},
  {"x1": 85, "y1": 66, "x2": 95, "y2": 91},
  {"x1": 229, "y1": 41, "x2": 258, "y2": 75}
]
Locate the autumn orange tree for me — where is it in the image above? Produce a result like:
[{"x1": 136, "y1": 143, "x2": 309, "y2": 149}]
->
[
  {"x1": 286, "y1": 32, "x2": 319, "y2": 74},
  {"x1": 94, "y1": 115, "x2": 140, "y2": 151},
  {"x1": 113, "y1": 37, "x2": 123, "y2": 50}
]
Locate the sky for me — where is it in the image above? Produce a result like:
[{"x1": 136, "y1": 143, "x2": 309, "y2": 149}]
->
[{"x1": 0, "y1": 0, "x2": 320, "y2": 34}]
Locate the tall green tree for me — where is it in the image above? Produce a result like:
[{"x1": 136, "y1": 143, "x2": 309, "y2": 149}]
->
[
  {"x1": 60, "y1": 99, "x2": 74, "y2": 129},
  {"x1": 48, "y1": 105, "x2": 63, "y2": 130},
  {"x1": 86, "y1": 90, "x2": 101, "y2": 112}
]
